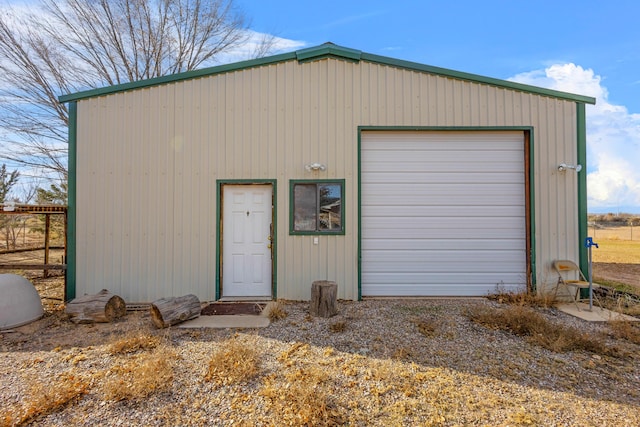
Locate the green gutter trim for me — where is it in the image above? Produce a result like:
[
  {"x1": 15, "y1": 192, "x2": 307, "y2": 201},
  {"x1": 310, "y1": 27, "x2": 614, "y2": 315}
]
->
[
  {"x1": 577, "y1": 103, "x2": 588, "y2": 278},
  {"x1": 66, "y1": 101, "x2": 77, "y2": 301},
  {"x1": 59, "y1": 43, "x2": 596, "y2": 106},
  {"x1": 216, "y1": 179, "x2": 277, "y2": 300},
  {"x1": 58, "y1": 51, "x2": 297, "y2": 103}
]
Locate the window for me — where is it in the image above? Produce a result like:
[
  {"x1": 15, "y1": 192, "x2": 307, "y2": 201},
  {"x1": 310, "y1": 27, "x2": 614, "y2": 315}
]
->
[{"x1": 290, "y1": 180, "x2": 344, "y2": 234}]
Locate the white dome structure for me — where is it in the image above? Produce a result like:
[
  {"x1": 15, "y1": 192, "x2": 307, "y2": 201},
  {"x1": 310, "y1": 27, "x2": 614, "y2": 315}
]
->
[{"x1": 0, "y1": 274, "x2": 44, "y2": 330}]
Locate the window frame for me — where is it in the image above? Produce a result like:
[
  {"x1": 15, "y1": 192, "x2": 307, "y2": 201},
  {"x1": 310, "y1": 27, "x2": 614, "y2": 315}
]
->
[{"x1": 289, "y1": 179, "x2": 345, "y2": 235}]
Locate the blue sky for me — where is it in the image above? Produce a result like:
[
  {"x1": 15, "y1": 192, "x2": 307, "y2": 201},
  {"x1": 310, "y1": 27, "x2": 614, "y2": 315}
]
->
[{"x1": 238, "y1": 0, "x2": 640, "y2": 214}]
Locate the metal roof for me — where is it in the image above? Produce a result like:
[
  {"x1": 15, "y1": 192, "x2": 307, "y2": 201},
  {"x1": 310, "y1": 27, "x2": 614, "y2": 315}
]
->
[{"x1": 58, "y1": 43, "x2": 596, "y2": 105}]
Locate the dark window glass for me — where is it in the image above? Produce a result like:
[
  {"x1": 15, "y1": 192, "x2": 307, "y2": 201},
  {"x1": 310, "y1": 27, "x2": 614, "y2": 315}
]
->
[{"x1": 292, "y1": 181, "x2": 343, "y2": 233}]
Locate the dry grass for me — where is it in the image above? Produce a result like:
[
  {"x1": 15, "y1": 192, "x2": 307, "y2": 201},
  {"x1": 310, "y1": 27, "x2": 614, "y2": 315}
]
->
[
  {"x1": 0, "y1": 372, "x2": 88, "y2": 427},
  {"x1": 103, "y1": 345, "x2": 175, "y2": 401},
  {"x1": 608, "y1": 320, "x2": 640, "y2": 345},
  {"x1": 486, "y1": 286, "x2": 556, "y2": 308},
  {"x1": 262, "y1": 301, "x2": 288, "y2": 321},
  {"x1": 204, "y1": 336, "x2": 260, "y2": 385},
  {"x1": 592, "y1": 238, "x2": 640, "y2": 264},
  {"x1": 108, "y1": 330, "x2": 161, "y2": 354},
  {"x1": 261, "y1": 343, "x2": 346, "y2": 426},
  {"x1": 411, "y1": 317, "x2": 437, "y2": 337},
  {"x1": 329, "y1": 320, "x2": 347, "y2": 332},
  {"x1": 466, "y1": 304, "x2": 624, "y2": 357},
  {"x1": 261, "y1": 367, "x2": 345, "y2": 426}
]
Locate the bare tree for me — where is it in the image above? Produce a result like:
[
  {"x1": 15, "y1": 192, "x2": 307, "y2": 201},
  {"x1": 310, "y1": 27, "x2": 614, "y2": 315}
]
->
[
  {"x1": 0, "y1": 0, "x2": 273, "y2": 183},
  {"x1": 0, "y1": 164, "x2": 19, "y2": 248}
]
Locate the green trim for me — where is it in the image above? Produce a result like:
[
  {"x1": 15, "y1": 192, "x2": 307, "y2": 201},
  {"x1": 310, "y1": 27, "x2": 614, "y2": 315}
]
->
[
  {"x1": 58, "y1": 51, "x2": 296, "y2": 103},
  {"x1": 58, "y1": 43, "x2": 596, "y2": 106},
  {"x1": 577, "y1": 103, "x2": 588, "y2": 278},
  {"x1": 296, "y1": 43, "x2": 361, "y2": 63},
  {"x1": 216, "y1": 180, "x2": 277, "y2": 300},
  {"x1": 528, "y1": 129, "x2": 537, "y2": 292},
  {"x1": 357, "y1": 132, "x2": 363, "y2": 301},
  {"x1": 289, "y1": 179, "x2": 346, "y2": 235},
  {"x1": 66, "y1": 102, "x2": 77, "y2": 301},
  {"x1": 357, "y1": 126, "x2": 536, "y2": 300}
]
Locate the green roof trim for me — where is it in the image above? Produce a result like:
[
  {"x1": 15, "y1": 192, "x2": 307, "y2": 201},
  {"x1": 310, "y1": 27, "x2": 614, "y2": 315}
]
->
[
  {"x1": 296, "y1": 42, "x2": 362, "y2": 63},
  {"x1": 58, "y1": 42, "x2": 596, "y2": 105}
]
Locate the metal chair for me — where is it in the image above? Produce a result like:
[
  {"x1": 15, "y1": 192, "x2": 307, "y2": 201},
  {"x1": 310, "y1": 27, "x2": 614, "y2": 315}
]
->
[{"x1": 553, "y1": 260, "x2": 603, "y2": 311}]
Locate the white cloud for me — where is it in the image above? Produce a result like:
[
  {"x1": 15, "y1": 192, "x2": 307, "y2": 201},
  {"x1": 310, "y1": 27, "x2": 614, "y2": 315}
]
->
[
  {"x1": 215, "y1": 31, "x2": 306, "y2": 64},
  {"x1": 510, "y1": 64, "x2": 640, "y2": 213}
]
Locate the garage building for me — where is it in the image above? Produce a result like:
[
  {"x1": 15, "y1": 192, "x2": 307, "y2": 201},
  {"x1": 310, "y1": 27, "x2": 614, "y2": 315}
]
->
[{"x1": 59, "y1": 43, "x2": 595, "y2": 303}]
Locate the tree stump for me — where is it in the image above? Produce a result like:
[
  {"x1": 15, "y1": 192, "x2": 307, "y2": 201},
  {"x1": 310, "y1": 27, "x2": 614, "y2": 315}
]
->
[
  {"x1": 150, "y1": 294, "x2": 201, "y2": 328},
  {"x1": 65, "y1": 289, "x2": 126, "y2": 324},
  {"x1": 310, "y1": 280, "x2": 338, "y2": 318}
]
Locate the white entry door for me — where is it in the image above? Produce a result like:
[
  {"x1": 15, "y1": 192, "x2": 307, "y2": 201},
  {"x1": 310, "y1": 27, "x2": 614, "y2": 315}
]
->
[{"x1": 222, "y1": 184, "x2": 273, "y2": 297}]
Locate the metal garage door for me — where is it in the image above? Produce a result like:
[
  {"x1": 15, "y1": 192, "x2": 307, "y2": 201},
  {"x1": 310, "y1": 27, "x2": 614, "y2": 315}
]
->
[{"x1": 361, "y1": 131, "x2": 527, "y2": 296}]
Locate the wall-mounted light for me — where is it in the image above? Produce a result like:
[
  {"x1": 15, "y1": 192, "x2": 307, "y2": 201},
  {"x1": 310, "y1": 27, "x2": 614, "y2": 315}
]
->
[
  {"x1": 558, "y1": 163, "x2": 582, "y2": 173},
  {"x1": 305, "y1": 162, "x2": 326, "y2": 172}
]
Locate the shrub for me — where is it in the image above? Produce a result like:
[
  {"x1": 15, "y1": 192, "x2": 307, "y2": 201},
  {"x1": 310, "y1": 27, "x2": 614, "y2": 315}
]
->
[
  {"x1": 467, "y1": 305, "x2": 622, "y2": 356},
  {"x1": 262, "y1": 301, "x2": 288, "y2": 321},
  {"x1": 109, "y1": 331, "x2": 162, "y2": 354},
  {"x1": 103, "y1": 345, "x2": 175, "y2": 401},
  {"x1": 261, "y1": 366, "x2": 344, "y2": 426},
  {"x1": 1, "y1": 372, "x2": 88, "y2": 426},
  {"x1": 204, "y1": 337, "x2": 260, "y2": 385}
]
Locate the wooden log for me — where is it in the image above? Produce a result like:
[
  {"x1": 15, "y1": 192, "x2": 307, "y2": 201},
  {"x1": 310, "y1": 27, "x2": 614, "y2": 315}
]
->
[
  {"x1": 150, "y1": 294, "x2": 201, "y2": 328},
  {"x1": 65, "y1": 289, "x2": 126, "y2": 324},
  {"x1": 310, "y1": 280, "x2": 338, "y2": 318}
]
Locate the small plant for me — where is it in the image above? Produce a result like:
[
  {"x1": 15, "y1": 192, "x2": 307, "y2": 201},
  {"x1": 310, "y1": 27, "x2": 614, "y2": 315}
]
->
[
  {"x1": 329, "y1": 320, "x2": 347, "y2": 333},
  {"x1": 204, "y1": 337, "x2": 260, "y2": 385},
  {"x1": 392, "y1": 347, "x2": 413, "y2": 359},
  {"x1": 103, "y1": 345, "x2": 175, "y2": 401},
  {"x1": 411, "y1": 317, "x2": 437, "y2": 337},
  {"x1": 262, "y1": 300, "x2": 288, "y2": 321},
  {"x1": 109, "y1": 331, "x2": 162, "y2": 354}
]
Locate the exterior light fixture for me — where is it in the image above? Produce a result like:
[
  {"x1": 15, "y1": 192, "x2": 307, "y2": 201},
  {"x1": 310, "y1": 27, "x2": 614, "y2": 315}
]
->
[
  {"x1": 558, "y1": 163, "x2": 582, "y2": 172},
  {"x1": 304, "y1": 162, "x2": 326, "y2": 172}
]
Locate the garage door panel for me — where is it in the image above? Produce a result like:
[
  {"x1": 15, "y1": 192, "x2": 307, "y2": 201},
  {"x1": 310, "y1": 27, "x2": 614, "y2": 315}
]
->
[
  {"x1": 363, "y1": 275, "x2": 527, "y2": 297},
  {"x1": 362, "y1": 216, "x2": 525, "y2": 231},
  {"x1": 362, "y1": 254, "x2": 525, "y2": 272},
  {"x1": 361, "y1": 131, "x2": 526, "y2": 297},
  {"x1": 362, "y1": 184, "x2": 525, "y2": 205},
  {"x1": 362, "y1": 238, "x2": 525, "y2": 251},
  {"x1": 364, "y1": 205, "x2": 524, "y2": 218},
  {"x1": 362, "y1": 160, "x2": 522, "y2": 173},
  {"x1": 364, "y1": 137, "x2": 523, "y2": 152},
  {"x1": 362, "y1": 171, "x2": 524, "y2": 185},
  {"x1": 364, "y1": 272, "x2": 527, "y2": 284}
]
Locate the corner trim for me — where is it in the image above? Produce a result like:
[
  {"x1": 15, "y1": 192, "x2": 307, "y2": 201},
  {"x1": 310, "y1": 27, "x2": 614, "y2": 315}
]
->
[
  {"x1": 66, "y1": 101, "x2": 77, "y2": 301},
  {"x1": 577, "y1": 103, "x2": 588, "y2": 277}
]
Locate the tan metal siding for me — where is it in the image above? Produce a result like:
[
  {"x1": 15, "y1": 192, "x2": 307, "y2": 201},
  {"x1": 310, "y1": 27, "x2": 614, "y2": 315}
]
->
[{"x1": 75, "y1": 58, "x2": 579, "y2": 302}]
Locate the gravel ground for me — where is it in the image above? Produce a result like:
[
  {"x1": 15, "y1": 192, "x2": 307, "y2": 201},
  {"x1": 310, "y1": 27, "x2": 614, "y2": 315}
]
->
[{"x1": 1, "y1": 298, "x2": 640, "y2": 426}]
